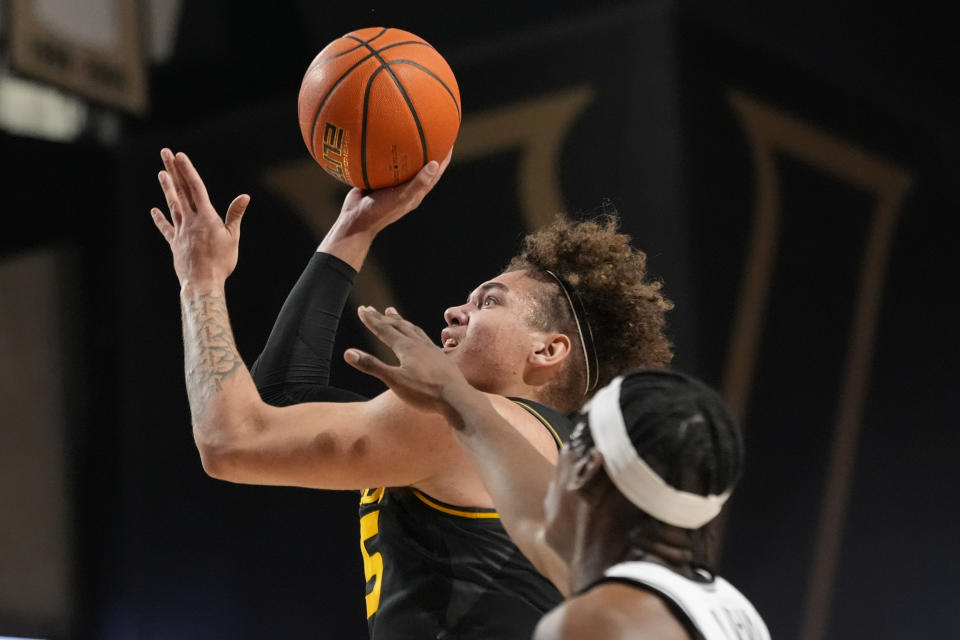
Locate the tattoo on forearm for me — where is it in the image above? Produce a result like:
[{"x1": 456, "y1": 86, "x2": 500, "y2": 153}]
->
[{"x1": 181, "y1": 289, "x2": 244, "y2": 420}]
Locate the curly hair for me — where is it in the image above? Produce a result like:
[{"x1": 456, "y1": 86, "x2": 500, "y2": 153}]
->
[{"x1": 505, "y1": 213, "x2": 674, "y2": 411}]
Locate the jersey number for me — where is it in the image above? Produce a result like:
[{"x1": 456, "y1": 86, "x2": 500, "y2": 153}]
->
[{"x1": 360, "y1": 488, "x2": 385, "y2": 618}]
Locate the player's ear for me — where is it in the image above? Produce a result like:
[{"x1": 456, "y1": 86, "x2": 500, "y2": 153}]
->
[
  {"x1": 567, "y1": 448, "x2": 604, "y2": 492},
  {"x1": 529, "y1": 332, "x2": 572, "y2": 367}
]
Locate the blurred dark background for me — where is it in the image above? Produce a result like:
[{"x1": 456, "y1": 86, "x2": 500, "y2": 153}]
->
[{"x1": 1, "y1": 1, "x2": 957, "y2": 639}]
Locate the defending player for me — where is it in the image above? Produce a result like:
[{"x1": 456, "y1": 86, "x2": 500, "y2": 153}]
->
[
  {"x1": 348, "y1": 308, "x2": 771, "y2": 639},
  {"x1": 150, "y1": 147, "x2": 673, "y2": 638}
]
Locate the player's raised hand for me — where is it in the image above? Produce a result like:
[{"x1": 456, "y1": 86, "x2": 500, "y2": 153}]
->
[
  {"x1": 338, "y1": 148, "x2": 452, "y2": 235},
  {"x1": 347, "y1": 305, "x2": 472, "y2": 419},
  {"x1": 150, "y1": 148, "x2": 250, "y2": 287}
]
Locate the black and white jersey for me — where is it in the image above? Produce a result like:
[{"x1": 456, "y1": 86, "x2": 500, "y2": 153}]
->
[{"x1": 599, "y1": 561, "x2": 770, "y2": 640}]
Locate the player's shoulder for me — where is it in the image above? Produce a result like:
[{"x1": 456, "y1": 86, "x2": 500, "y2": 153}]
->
[
  {"x1": 488, "y1": 394, "x2": 547, "y2": 425},
  {"x1": 487, "y1": 394, "x2": 567, "y2": 457},
  {"x1": 501, "y1": 395, "x2": 574, "y2": 446},
  {"x1": 533, "y1": 583, "x2": 690, "y2": 640}
]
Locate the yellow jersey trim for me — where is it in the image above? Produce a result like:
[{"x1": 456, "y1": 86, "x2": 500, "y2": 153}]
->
[
  {"x1": 360, "y1": 487, "x2": 385, "y2": 505},
  {"x1": 512, "y1": 400, "x2": 563, "y2": 448},
  {"x1": 410, "y1": 489, "x2": 500, "y2": 519}
]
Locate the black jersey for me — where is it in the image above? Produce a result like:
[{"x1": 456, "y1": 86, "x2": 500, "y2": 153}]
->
[
  {"x1": 358, "y1": 399, "x2": 573, "y2": 640},
  {"x1": 249, "y1": 254, "x2": 574, "y2": 637}
]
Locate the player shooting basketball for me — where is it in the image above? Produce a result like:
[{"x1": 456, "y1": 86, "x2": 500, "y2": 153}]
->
[
  {"x1": 347, "y1": 308, "x2": 771, "y2": 639},
  {"x1": 150, "y1": 146, "x2": 673, "y2": 639}
]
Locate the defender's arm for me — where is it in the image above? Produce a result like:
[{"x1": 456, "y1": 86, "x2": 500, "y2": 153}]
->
[
  {"x1": 153, "y1": 148, "x2": 556, "y2": 497},
  {"x1": 182, "y1": 280, "x2": 553, "y2": 495},
  {"x1": 347, "y1": 306, "x2": 572, "y2": 592}
]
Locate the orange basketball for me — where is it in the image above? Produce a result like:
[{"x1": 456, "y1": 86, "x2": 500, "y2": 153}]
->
[{"x1": 298, "y1": 27, "x2": 461, "y2": 190}]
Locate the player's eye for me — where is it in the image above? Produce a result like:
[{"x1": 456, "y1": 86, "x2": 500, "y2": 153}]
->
[{"x1": 481, "y1": 296, "x2": 498, "y2": 307}]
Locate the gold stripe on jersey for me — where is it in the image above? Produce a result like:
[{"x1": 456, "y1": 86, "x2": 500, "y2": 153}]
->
[
  {"x1": 410, "y1": 489, "x2": 501, "y2": 519},
  {"x1": 511, "y1": 400, "x2": 564, "y2": 447},
  {"x1": 360, "y1": 508, "x2": 383, "y2": 617},
  {"x1": 361, "y1": 486, "x2": 386, "y2": 504}
]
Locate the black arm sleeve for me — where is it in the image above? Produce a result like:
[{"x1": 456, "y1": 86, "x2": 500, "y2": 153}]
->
[{"x1": 250, "y1": 252, "x2": 369, "y2": 406}]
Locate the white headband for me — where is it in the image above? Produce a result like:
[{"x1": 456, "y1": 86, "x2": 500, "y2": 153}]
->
[{"x1": 585, "y1": 376, "x2": 730, "y2": 529}]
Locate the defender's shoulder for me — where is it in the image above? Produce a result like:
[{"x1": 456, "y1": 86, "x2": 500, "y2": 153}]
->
[{"x1": 533, "y1": 584, "x2": 690, "y2": 640}]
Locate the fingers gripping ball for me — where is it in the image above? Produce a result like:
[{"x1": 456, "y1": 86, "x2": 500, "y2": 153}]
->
[{"x1": 298, "y1": 27, "x2": 461, "y2": 190}]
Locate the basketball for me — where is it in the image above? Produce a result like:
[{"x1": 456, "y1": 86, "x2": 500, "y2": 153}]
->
[{"x1": 298, "y1": 27, "x2": 461, "y2": 190}]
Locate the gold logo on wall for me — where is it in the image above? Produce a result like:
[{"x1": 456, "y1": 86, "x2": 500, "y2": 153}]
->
[{"x1": 725, "y1": 90, "x2": 912, "y2": 640}]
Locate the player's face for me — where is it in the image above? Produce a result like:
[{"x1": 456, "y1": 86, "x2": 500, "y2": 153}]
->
[{"x1": 440, "y1": 270, "x2": 550, "y2": 393}]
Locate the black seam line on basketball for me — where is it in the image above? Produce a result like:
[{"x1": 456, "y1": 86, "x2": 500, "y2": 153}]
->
[
  {"x1": 344, "y1": 38, "x2": 434, "y2": 55},
  {"x1": 345, "y1": 26, "x2": 388, "y2": 44},
  {"x1": 352, "y1": 39, "x2": 428, "y2": 170},
  {"x1": 309, "y1": 50, "x2": 377, "y2": 159},
  {"x1": 387, "y1": 60, "x2": 461, "y2": 119},
  {"x1": 314, "y1": 41, "x2": 370, "y2": 65},
  {"x1": 344, "y1": 31, "x2": 432, "y2": 54},
  {"x1": 310, "y1": 43, "x2": 440, "y2": 160},
  {"x1": 360, "y1": 64, "x2": 389, "y2": 190},
  {"x1": 311, "y1": 29, "x2": 387, "y2": 72},
  {"x1": 308, "y1": 41, "x2": 437, "y2": 158}
]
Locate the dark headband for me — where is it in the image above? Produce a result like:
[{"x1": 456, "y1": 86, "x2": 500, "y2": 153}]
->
[{"x1": 543, "y1": 270, "x2": 599, "y2": 395}]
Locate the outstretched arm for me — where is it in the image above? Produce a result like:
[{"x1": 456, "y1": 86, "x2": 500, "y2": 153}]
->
[
  {"x1": 150, "y1": 149, "x2": 555, "y2": 502},
  {"x1": 347, "y1": 306, "x2": 572, "y2": 594},
  {"x1": 317, "y1": 148, "x2": 450, "y2": 270},
  {"x1": 150, "y1": 148, "x2": 424, "y2": 486},
  {"x1": 249, "y1": 150, "x2": 451, "y2": 405},
  {"x1": 149, "y1": 148, "x2": 262, "y2": 460},
  {"x1": 248, "y1": 252, "x2": 366, "y2": 404}
]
